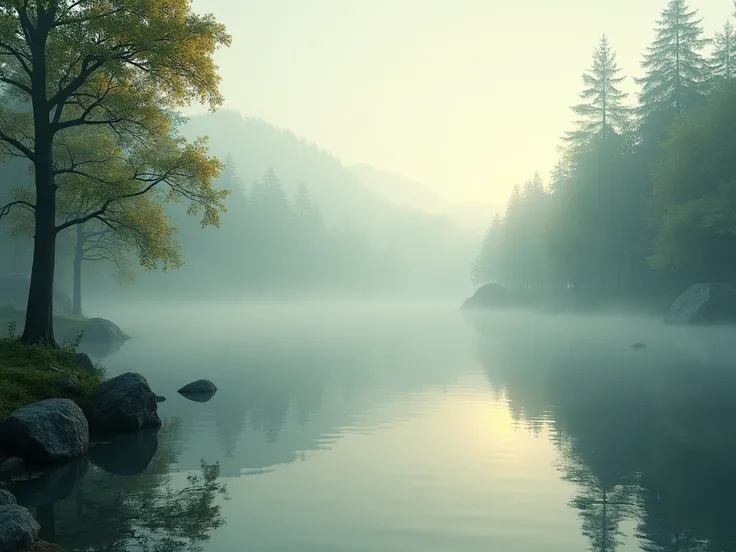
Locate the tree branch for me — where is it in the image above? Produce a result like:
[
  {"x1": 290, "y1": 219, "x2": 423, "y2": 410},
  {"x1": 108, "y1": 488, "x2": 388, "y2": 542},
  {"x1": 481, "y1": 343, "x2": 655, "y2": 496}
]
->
[{"x1": 0, "y1": 199, "x2": 35, "y2": 220}]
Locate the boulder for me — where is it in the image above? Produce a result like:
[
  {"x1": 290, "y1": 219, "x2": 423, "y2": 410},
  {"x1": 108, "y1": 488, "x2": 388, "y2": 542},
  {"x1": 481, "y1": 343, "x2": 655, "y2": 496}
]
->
[
  {"x1": 178, "y1": 379, "x2": 217, "y2": 394},
  {"x1": 156, "y1": 395, "x2": 166, "y2": 403},
  {"x1": 0, "y1": 504, "x2": 40, "y2": 552},
  {"x1": 74, "y1": 352, "x2": 96, "y2": 375},
  {"x1": 0, "y1": 488, "x2": 16, "y2": 505},
  {"x1": 82, "y1": 317, "x2": 130, "y2": 343},
  {"x1": 0, "y1": 457, "x2": 26, "y2": 476},
  {"x1": 83, "y1": 372, "x2": 161, "y2": 434},
  {"x1": 664, "y1": 283, "x2": 736, "y2": 325},
  {"x1": 0, "y1": 273, "x2": 72, "y2": 315},
  {"x1": 54, "y1": 376, "x2": 77, "y2": 391},
  {"x1": 0, "y1": 399, "x2": 89, "y2": 465},
  {"x1": 461, "y1": 283, "x2": 520, "y2": 310}
]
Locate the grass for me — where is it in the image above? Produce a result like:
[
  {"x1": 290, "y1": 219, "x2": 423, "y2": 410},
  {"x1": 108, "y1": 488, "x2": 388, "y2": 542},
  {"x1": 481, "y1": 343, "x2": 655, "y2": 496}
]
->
[
  {"x1": 0, "y1": 322, "x2": 104, "y2": 419},
  {"x1": 0, "y1": 304, "x2": 89, "y2": 347}
]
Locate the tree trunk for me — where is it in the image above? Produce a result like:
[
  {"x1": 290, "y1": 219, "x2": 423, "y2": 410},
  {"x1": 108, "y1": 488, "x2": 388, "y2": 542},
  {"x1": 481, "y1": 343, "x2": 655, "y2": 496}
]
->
[
  {"x1": 21, "y1": 42, "x2": 57, "y2": 346},
  {"x1": 73, "y1": 225, "x2": 84, "y2": 317}
]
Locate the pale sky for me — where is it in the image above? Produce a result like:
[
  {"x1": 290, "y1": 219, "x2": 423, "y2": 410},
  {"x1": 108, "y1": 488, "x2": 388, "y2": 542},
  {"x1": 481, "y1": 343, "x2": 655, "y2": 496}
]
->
[{"x1": 190, "y1": 0, "x2": 733, "y2": 205}]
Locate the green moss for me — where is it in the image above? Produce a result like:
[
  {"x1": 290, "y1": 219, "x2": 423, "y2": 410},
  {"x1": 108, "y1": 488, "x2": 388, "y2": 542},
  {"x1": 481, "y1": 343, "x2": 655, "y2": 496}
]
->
[{"x1": 0, "y1": 336, "x2": 104, "y2": 419}]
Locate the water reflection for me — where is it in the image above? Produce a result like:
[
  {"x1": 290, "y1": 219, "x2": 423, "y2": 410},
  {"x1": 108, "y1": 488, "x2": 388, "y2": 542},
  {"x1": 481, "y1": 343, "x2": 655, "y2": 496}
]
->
[
  {"x1": 472, "y1": 311, "x2": 736, "y2": 551},
  {"x1": 9, "y1": 420, "x2": 227, "y2": 551}
]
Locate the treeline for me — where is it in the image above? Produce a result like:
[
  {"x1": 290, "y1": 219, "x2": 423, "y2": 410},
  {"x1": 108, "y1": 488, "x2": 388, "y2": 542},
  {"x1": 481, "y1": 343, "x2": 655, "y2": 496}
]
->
[
  {"x1": 473, "y1": 0, "x2": 736, "y2": 303},
  {"x1": 168, "y1": 160, "x2": 379, "y2": 293}
]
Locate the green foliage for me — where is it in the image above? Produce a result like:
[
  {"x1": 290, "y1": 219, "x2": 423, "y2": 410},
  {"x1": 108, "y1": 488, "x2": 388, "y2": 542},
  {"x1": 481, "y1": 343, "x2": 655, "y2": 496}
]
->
[
  {"x1": 0, "y1": 0, "x2": 231, "y2": 343},
  {"x1": 471, "y1": 1, "x2": 732, "y2": 306},
  {"x1": 0, "y1": 337, "x2": 103, "y2": 419},
  {"x1": 637, "y1": 0, "x2": 710, "y2": 119},
  {"x1": 564, "y1": 35, "x2": 631, "y2": 151},
  {"x1": 710, "y1": 21, "x2": 736, "y2": 82}
]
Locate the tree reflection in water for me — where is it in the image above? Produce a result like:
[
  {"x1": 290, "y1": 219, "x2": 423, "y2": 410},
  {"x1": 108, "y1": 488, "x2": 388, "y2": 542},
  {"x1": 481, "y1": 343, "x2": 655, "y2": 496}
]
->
[
  {"x1": 10, "y1": 419, "x2": 227, "y2": 552},
  {"x1": 472, "y1": 316, "x2": 736, "y2": 552}
]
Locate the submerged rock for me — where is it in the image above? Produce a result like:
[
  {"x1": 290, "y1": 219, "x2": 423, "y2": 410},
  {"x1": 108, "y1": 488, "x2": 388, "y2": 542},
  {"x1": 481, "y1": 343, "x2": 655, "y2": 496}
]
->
[
  {"x1": 664, "y1": 282, "x2": 736, "y2": 325},
  {"x1": 83, "y1": 372, "x2": 161, "y2": 434},
  {"x1": 178, "y1": 379, "x2": 217, "y2": 394},
  {"x1": 0, "y1": 399, "x2": 89, "y2": 465},
  {"x1": 0, "y1": 457, "x2": 26, "y2": 476},
  {"x1": 0, "y1": 504, "x2": 41, "y2": 552},
  {"x1": 630, "y1": 342, "x2": 647, "y2": 350},
  {"x1": 82, "y1": 317, "x2": 131, "y2": 343},
  {"x1": 461, "y1": 283, "x2": 520, "y2": 310}
]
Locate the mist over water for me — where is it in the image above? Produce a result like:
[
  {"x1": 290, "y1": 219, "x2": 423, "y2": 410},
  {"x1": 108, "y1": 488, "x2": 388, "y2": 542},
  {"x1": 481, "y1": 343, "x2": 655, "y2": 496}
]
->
[{"x1": 14, "y1": 300, "x2": 736, "y2": 551}]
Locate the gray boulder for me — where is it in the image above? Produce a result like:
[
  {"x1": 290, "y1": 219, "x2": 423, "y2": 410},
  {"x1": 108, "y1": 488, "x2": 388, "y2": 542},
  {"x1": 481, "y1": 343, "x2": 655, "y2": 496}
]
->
[
  {"x1": 83, "y1": 372, "x2": 161, "y2": 434},
  {"x1": 0, "y1": 504, "x2": 40, "y2": 551},
  {"x1": 82, "y1": 317, "x2": 131, "y2": 343},
  {"x1": 178, "y1": 379, "x2": 217, "y2": 394},
  {"x1": 0, "y1": 399, "x2": 89, "y2": 465},
  {"x1": 664, "y1": 283, "x2": 736, "y2": 325},
  {"x1": 74, "y1": 352, "x2": 96, "y2": 375},
  {"x1": 0, "y1": 488, "x2": 16, "y2": 505}
]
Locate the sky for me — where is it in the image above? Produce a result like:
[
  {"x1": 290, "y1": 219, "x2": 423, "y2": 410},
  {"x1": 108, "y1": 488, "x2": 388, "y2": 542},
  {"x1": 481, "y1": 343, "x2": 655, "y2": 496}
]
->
[{"x1": 190, "y1": 0, "x2": 733, "y2": 206}]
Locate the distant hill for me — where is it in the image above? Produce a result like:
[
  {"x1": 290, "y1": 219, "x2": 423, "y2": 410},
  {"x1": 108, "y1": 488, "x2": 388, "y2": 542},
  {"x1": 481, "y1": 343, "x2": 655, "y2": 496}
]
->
[{"x1": 349, "y1": 164, "x2": 499, "y2": 233}]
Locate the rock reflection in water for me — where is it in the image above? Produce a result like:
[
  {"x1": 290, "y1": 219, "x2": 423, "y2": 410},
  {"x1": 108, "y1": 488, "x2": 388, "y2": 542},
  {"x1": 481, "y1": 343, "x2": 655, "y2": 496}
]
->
[
  {"x1": 10, "y1": 420, "x2": 227, "y2": 551},
  {"x1": 89, "y1": 427, "x2": 159, "y2": 476}
]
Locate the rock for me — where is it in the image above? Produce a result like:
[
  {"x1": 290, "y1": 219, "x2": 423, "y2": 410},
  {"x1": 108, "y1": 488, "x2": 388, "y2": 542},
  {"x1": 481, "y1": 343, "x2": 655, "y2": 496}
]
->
[
  {"x1": 178, "y1": 379, "x2": 217, "y2": 394},
  {"x1": 0, "y1": 273, "x2": 72, "y2": 315},
  {"x1": 21, "y1": 540, "x2": 63, "y2": 551},
  {"x1": 156, "y1": 395, "x2": 166, "y2": 403},
  {"x1": 0, "y1": 488, "x2": 16, "y2": 505},
  {"x1": 0, "y1": 457, "x2": 26, "y2": 476},
  {"x1": 83, "y1": 372, "x2": 161, "y2": 434},
  {"x1": 461, "y1": 283, "x2": 521, "y2": 310},
  {"x1": 74, "y1": 352, "x2": 96, "y2": 375},
  {"x1": 54, "y1": 377, "x2": 76, "y2": 391},
  {"x1": 0, "y1": 504, "x2": 40, "y2": 552},
  {"x1": 0, "y1": 399, "x2": 89, "y2": 465},
  {"x1": 664, "y1": 282, "x2": 736, "y2": 325},
  {"x1": 82, "y1": 317, "x2": 130, "y2": 343}
]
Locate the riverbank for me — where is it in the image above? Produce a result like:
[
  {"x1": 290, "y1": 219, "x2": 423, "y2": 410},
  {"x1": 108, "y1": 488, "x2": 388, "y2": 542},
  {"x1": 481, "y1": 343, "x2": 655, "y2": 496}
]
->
[
  {"x1": 0, "y1": 338, "x2": 103, "y2": 419},
  {"x1": 463, "y1": 284, "x2": 681, "y2": 316}
]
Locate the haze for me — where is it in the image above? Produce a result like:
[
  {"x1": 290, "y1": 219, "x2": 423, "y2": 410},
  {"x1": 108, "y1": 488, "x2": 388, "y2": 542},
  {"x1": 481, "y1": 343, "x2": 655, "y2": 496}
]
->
[{"x1": 191, "y1": 0, "x2": 731, "y2": 207}]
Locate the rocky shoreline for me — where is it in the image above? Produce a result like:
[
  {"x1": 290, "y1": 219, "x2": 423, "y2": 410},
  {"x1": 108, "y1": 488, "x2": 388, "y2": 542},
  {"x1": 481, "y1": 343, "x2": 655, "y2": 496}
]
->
[{"x1": 0, "y1": 316, "x2": 216, "y2": 551}]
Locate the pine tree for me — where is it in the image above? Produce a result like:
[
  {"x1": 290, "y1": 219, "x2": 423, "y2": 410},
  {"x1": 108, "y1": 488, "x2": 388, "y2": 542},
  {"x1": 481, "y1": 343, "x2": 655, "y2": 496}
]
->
[
  {"x1": 471, "y1": 214, "x2": 503, "y2": 285},
  {"x1": 564, "y1": 35, "x2": 631, "y2": 151},
  {"x1": 637, "y1": 0, "x2": 710, "y2": 119},
  {"x1": 710, "y1": 21, "x2": 736, "y2": 82}
]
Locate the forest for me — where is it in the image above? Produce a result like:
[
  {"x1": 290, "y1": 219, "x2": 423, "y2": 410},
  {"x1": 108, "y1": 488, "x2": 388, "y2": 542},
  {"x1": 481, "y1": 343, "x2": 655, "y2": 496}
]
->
[{"x1": 472, "y1": 0, "x2": 736, "y2": 307}]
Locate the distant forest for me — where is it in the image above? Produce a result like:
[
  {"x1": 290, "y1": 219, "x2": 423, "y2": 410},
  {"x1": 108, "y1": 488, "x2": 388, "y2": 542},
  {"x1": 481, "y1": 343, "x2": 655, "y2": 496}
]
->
[
  {"x1": 0, "y1": 113, "x2": 477, "y2": 304},
  {"x1": 473, "y1": 0, "x2": 736, "y2": 303}
]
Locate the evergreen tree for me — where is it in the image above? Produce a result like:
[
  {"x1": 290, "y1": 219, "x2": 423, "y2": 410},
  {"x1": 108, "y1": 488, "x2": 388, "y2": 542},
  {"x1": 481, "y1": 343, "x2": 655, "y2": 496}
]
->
[
  {"x1": 637, "y1": 0, "x2": 710, "y2": 122},
  {"x1": 472, "y1": 214, "x2": 503, "y2": 285},
  {"x1": 564, "y1": 35, "x2": 631, "y2": 151},
  {"x1": 710, "y1": 21, "x2": 736, "y2": 82}
]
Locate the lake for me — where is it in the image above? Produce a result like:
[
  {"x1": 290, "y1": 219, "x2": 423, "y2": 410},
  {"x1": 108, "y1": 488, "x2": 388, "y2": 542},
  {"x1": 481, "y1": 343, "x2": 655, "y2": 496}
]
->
[{"x1": 10, "y1": 301, "x2": 736, "y2": 551}]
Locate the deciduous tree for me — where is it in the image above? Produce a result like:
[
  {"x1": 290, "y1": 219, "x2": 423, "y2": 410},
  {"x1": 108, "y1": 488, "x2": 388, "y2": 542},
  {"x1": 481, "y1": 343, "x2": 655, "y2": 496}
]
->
[{"x1": 0, "y1": 0, "x2": 231, "y2": 345}]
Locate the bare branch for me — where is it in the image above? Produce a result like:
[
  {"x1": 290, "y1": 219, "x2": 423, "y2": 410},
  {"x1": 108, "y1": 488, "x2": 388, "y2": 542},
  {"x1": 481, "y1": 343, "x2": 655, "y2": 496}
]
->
[{"x1": 0, "y1": 199, "x2": 35, "y2": 220}]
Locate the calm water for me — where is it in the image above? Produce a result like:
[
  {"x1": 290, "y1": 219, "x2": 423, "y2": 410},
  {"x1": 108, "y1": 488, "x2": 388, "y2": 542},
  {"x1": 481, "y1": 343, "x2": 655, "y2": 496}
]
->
[{"x1": 10, "y1": 301, "x2": 736, "y2": 551}]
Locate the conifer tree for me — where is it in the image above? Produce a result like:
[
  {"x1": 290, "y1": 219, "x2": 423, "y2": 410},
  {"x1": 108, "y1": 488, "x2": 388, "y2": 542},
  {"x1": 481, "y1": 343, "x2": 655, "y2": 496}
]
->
[
  {"x1": 564, "y1": 35, "x2": 631, "y2": 151},
  {"x1": 637, "y1": 0, "x2": 710, "y2": 119},
  {"x1": 710, "y1": 21, "x2": 736, "y2": 82}
]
